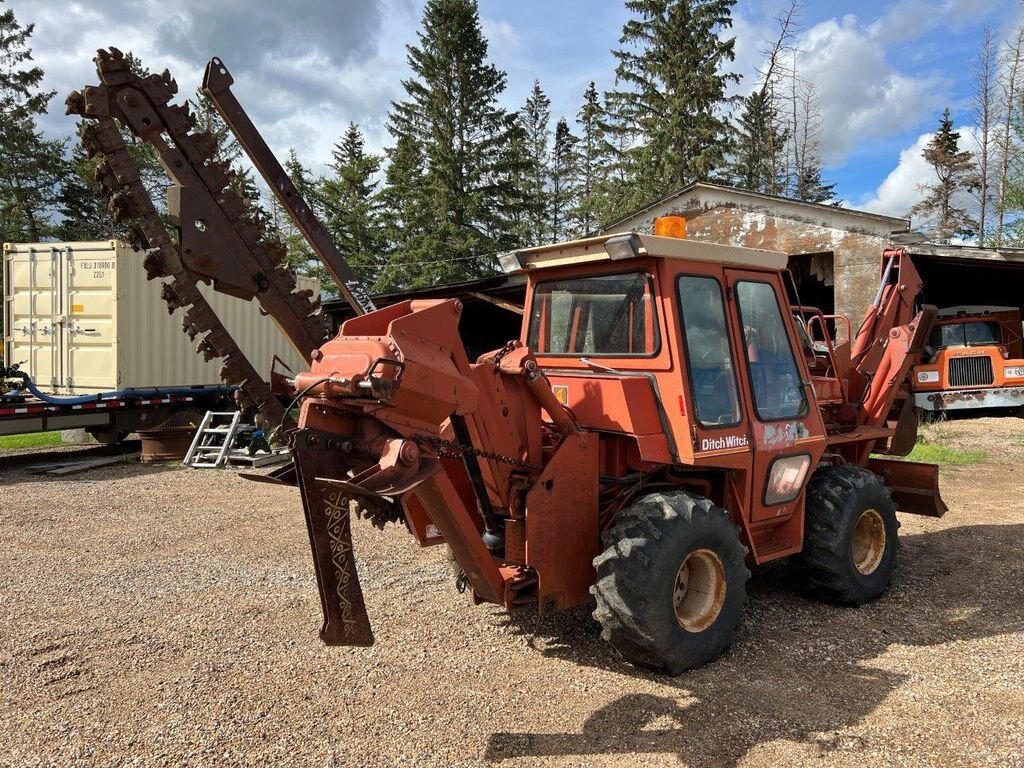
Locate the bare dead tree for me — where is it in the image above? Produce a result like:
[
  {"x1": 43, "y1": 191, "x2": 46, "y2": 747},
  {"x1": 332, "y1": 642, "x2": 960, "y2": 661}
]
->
[
  {"x1": 759, "y1": 1, "x2": 801, "y2": 191},
  {"x1": 728, "y1": 0, "x2": 800, "y2": 195},
  {"x1": 995, "y1": 22, "x2": 1024, "y2": 245},
  {"x1": 971, "y1": 25, "x2": 998, "y2": 243}
]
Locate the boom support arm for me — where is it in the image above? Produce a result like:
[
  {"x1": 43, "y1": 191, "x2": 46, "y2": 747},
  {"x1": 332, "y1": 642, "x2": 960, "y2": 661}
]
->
[{"x1": 849, "y1": 248, "x2": 937, "y2": 431}]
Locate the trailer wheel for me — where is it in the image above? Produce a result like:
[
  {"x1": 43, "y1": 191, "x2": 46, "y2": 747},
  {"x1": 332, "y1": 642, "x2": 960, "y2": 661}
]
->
[
  {"x1": 591, "y1": 492, "x2": 749, "y2": 675},
  {"x1": 793, "y1": 463, "x2": 899, "y2": 605}
]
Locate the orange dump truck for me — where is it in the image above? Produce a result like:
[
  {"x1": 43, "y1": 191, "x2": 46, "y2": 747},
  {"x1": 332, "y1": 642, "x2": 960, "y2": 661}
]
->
[{"x1": 912, "y1": 305, "x2": 1024, "y2": 415}]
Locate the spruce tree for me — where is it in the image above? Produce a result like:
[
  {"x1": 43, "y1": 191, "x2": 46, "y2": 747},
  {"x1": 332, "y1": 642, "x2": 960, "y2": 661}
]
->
[
  {"x1": 608, "y1": 0, "x2": 739, "y2": 199},
  {"x1": 795, "y1": 164, "x2": 836, "y2": 205},
  {"x1": 496, "y1": 120, "x2": 535, "y2": 249},
  {"x1": 0, "y1": 0, "x2": 64, "y2": 245},
  {"x1": 910, "y1": 108, "x2": 982, "y2": 241},
  {"x1": 319, "y1": 122, "x2": 384, "y2": 286},
  {"x1": 384, "y1": 0, "x2": 516, "y2": 287},
  {"x1": 551, "y1": 118, "x2": 579, "y2": 241},
  {"x1": 521, "y1": 80, "x2": 551, "y2": 244},
  {"x1": 56, "y1": 141, "x2": 121, "y2": 241},
  {"x1": 730, "y1": 89, "x2": 789, "y2": 195},
  {"x1": 376, "y1": 134, "x2": 434, "y2": 291},
  {"x1": 269, "y1": 150, "x2": 318, "y2": 276},
  {"x1": 574, "y1": 82, "x2": 613, "y2": 235}
]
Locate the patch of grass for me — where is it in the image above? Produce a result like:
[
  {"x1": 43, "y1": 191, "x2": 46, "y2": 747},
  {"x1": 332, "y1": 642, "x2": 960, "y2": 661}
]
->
[
  {"x1": 903, "y1": 440, "x2": 987, "y2": 465},
  {"x1": 0, "y1": 431, "x2": 63, "y2": 450}
]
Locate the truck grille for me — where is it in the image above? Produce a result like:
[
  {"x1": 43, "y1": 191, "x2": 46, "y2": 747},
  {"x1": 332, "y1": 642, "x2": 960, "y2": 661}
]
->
[{"x1": 948, "y1": 356, "x2": 994, "y2": 388}]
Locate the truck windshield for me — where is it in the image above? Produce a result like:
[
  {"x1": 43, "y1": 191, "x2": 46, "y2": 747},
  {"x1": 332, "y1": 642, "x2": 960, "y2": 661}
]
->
[
  {"x1": 528, "y1": 272, "x2": 660, "y2": 356},
  {"x1": 930, "y1": 321, "x2": 1001, "y2": 349}
]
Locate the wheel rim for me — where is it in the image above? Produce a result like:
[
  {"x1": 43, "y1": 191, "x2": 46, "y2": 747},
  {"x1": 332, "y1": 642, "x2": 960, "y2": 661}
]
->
[
  {"x1": 673, "y1": 549, "x2": 727, "y2": 633},
  {"x1": 852, "y1": 508, "x2": 886, "y2": 575}
]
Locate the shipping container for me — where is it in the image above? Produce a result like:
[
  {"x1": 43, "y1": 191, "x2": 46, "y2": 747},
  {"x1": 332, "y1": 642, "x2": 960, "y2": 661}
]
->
[{"x1": 3, "y1": 240, "x2": 317, "y2": 394}]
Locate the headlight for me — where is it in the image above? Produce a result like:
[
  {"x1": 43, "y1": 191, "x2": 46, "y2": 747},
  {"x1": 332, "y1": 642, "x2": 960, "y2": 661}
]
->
[
  {"x1": 917, "y1": 370, "x2": 940, "y2": 383},
  {"x1": 1004, "y1": 366, "x2": 1024, "y2": 378},
  {"x1": 765, "y1": 454, "x2": 811, "y2": 506}
]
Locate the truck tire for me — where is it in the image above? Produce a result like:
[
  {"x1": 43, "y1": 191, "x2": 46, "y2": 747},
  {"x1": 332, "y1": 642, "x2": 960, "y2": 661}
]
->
[
  {"x1": 591, "y1": 492, "x2": 749, "y2": 675},
  {"x1": 793, "y1": 463, "x2": 899, "y2": 605}
]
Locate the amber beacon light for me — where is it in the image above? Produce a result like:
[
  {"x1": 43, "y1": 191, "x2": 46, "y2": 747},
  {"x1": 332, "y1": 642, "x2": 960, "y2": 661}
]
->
[{"x1": 654, "y1": 215, "x2": 687, "y2": 238}]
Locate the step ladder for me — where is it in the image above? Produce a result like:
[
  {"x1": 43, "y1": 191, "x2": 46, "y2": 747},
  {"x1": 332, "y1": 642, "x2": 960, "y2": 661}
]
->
[{"x1": 183, "y1": 411, "x2": 242, "y2": 468}]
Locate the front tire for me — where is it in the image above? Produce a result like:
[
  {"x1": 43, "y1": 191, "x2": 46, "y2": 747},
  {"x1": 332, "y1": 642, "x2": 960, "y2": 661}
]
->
[
  {"x1": 591, "y1": 492, "x2": 749, "y2": 675},
  {"x1": 793, "y1": 464, "x2": 899, "y2": 605}
]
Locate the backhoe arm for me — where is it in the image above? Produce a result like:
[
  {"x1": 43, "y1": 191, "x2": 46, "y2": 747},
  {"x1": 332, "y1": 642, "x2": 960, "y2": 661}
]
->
[{"x1": 849, "y1": 248, "x2": 937, "y2": 434}]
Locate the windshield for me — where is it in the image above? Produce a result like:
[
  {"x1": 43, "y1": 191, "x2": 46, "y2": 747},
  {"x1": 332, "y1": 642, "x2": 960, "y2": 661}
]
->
[
  {"x1": 930, "y1": 321, "x2": 1001, "y2": 349},
  {"x1": 528, "y1": 272, "x2": 660, "y2": 356}
]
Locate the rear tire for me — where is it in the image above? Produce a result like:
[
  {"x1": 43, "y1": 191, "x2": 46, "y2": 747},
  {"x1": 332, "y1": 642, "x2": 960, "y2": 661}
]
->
[
  {"x1": 591, "y1": 492, "x2": 749, "y2": 675},
  {"x1": 794, "y1": 464, "x2": 899, "y2": 605}
]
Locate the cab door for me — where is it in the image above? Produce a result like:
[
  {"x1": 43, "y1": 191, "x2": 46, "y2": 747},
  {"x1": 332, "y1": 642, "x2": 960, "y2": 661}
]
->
[{"x1": 724, "y1": 270, "x2": 827, "y2": 524}]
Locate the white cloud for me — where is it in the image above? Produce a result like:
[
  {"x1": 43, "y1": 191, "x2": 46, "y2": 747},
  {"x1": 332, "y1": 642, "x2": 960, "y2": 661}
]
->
[
  {"x1": 481, "y1": 18, "x2": 521, "y2": 60},
  {"x1": 7, "y1": 0, "x2": 414, "y2": 171},
  {"x1": 794, "y1": 15, "x2": 946, "y2": 164},
  {"x1": 860, "y1": 126, "x2": 982, "y2": 230},
  {"x1": 859, "y1": 132, "x2": 934, "y2": 218},
  {"x1": 868, "y1": 0, "x2": 1002, "y2": 44}
]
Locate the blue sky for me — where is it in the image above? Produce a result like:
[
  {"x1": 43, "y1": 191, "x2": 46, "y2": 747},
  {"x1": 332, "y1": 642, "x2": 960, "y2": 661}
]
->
[{"x1": 10, "y1": 0, "x2": 1024, "y2": 221}]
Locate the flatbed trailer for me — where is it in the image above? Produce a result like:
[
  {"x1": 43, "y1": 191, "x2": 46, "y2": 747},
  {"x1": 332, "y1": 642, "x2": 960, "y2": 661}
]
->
[{"x1": 0, "y1": 386, "x2": 233, "y2": 440}]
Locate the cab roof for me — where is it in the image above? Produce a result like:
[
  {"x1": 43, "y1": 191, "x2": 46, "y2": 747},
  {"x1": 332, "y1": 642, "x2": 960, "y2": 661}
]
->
[
  {"x1": 502, "y1": 232, "x2": 789, "y2": 274},
  {"x1": 937, "y1": 305, "x2": 1019, "y2": 318}
]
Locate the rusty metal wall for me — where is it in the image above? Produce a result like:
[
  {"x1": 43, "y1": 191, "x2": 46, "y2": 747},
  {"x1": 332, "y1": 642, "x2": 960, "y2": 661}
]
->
[
  {"x1": 4, "y1": 240, "x2": 316, "y2": 394},
  {"x1": 606, "y1": 203, "x2": 892, "y2": 328},
  {"x1": 679, "y1": 207, "x2": 889, "y2": 324}
]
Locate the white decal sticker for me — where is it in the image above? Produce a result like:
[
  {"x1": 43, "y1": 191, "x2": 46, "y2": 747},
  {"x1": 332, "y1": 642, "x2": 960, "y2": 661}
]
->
[{"x1": 701, "y1": 434, "x2": 750, "y2": 452}]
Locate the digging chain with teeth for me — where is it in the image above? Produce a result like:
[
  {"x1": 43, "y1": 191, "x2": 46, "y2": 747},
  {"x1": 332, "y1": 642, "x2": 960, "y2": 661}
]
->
[
  {"x1": 413, "y1": 434, "x2": 542, "y2": 471},
  {"x1": 66, "y1": 48, "x2": 330, "y2": 428}
]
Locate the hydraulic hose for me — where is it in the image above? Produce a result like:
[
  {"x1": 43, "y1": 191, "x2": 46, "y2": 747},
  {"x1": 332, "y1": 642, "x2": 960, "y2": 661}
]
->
[{"x1": 3, "y1": 370, "x2": 235, "y2": 406}]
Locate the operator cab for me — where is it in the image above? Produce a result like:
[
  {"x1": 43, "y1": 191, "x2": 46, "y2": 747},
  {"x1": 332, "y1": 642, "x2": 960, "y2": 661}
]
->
[{"x1": 503, "y1": 227, "x2": 830, "y2": 546}]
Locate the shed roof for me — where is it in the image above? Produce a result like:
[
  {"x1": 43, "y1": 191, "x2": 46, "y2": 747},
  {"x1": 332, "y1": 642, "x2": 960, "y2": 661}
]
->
[{"x1": 601, "y1": 181, "x2": 910, "y2": 235}]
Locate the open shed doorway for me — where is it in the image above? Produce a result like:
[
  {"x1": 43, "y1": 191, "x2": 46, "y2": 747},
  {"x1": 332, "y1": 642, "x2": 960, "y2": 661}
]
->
[
  {"x1": 912, "y1": 255, "x2": 1024, "y2": 315},
  {"x1": 787, "y1": 251, "x2": 835, "y2": 315}
]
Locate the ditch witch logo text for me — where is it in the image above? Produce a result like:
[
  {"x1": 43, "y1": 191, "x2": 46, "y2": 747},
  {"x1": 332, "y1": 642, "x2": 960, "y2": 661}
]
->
[{"x1": 700, "y1": 434, "x2": 750, "y2": 452}]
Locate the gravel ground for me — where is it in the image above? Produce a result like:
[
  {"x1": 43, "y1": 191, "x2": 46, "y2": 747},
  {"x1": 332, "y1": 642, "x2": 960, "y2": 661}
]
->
[{"x1": 1, "y1": 417, "x2": 1023, "y2": 767}]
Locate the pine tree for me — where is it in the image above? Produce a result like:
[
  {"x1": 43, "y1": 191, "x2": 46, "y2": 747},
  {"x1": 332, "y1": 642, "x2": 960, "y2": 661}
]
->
[
  {"x1": 608, "y1": 0, "x2": 740, "y2": 199},
  {"x1": 551, "y1": 118, "x2": 579, "y2": 241},
  {"x1": 910, "y1": 108, "x2": 982, "y2": 241},
  {"x1": 384, "y1": 0, "x2": 516, "y2": 288},
  {"x1": 520, "y1": 80, "x2": 551, "y2": 244},
  {"x1": 0, "y1": 1, "x2": 64, "y2": 245},
  {"x1": 318, "y1": 122, "x2": 383, "y2": 286}
]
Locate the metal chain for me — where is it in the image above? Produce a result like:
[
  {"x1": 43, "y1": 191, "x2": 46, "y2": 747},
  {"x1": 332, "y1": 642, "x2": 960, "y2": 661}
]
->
[{"x1": 412, "y1": 434, "x2": 541, "y2": 471}]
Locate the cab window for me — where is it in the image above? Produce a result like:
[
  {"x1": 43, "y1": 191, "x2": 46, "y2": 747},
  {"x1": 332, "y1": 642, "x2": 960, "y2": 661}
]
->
[
  {"x1": 528, "y1": 272, "x2": 659, "y2": 356},
  {"x1": 678, "y1": 275, "x2": 742, "y2": 426},
  {"x1": 930, "y1": 321, "x2": 1001, "y2": 349},
  {"x1": 735, "y1": 281, "x2": 808, "y2": 420}
]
